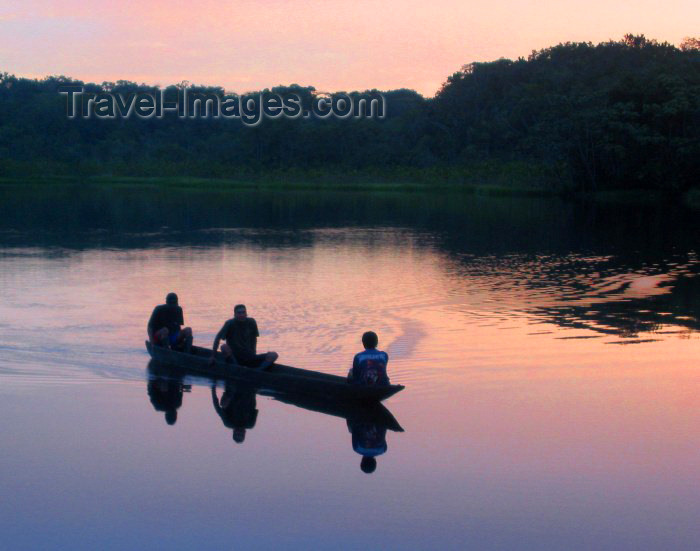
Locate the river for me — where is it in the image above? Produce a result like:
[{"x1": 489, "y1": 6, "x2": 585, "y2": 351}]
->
[{"x1": 0, "y1": 184, "x2": 698, "y2": 550}]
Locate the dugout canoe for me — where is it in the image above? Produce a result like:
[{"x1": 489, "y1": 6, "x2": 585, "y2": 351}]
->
[{"x1": 145, "y1": 342, "x2": 405, "y2": 402}]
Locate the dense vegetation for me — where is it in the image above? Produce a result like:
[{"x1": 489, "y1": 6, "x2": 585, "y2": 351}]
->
[{"x1": 1, "y1": 35, "x2": 698, "y2": 193}]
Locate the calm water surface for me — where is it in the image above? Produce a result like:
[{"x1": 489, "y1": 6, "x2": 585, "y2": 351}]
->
[{"x1": 0, "y1": 186, "x2": 699, "y2": 550}]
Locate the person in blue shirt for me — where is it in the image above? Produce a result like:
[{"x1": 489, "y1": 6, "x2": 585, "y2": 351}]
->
[{"x1": 348, "y1": 331, "x2": 390, "y2": 386}]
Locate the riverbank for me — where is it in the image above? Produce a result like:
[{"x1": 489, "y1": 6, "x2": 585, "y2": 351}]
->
[
  {"x1": 0, "y1": 162, "x2": 559, "y2": 196},
  {"x1": 0, "y1": 170, "x2": 692, "y2": 207}
]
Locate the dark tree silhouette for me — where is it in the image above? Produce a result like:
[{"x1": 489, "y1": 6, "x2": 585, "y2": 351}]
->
[{"x1": 1, "y1": 36, "x2": 698, "y2": 193}]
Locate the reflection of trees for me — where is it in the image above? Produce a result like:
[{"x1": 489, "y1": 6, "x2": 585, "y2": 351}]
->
[
  {"x1": 473, "y1": 256, "x2": 700, "y2": 339},
  {"x1": 533, "y1": 256, "x2": 700, "y2": 337},
  {"x1": 3, "y1": 179, "x2": 700, "y2": 341},
  {"x1": 428, "y1": 196, "x2": 700, "y2": 340}
]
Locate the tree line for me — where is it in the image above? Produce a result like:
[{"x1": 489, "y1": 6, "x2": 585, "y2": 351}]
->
[{"x1": 1, "y1": 35, "x2": 698, "y2": 193}]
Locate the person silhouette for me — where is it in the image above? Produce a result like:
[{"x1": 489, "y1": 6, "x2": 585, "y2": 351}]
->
[
  {"x1": 360, "y1": 456, "x2": 377, "y2": 474},
  {"x1": 348, "y1": 331, "x2": 390, "y2": 386},
  {"x1": 211, "y1": 381, "x2": 258, "y2": 443},
  {"x1": 347, "y1": 415, "x2": 388, "y2": 474},
  {"x1": 147, "y1": 292, "x2": 193, "y2": 353},
  {"x1": 147, "y1": 363, "x2": 185, "y2": 425}
]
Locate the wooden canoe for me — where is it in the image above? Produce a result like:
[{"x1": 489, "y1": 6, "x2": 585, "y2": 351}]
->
[{"x1": 145, "y1": 342, "x2": 405, "y2": 402}]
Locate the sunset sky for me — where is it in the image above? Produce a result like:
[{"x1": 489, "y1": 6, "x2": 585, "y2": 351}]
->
[{"x1": 0, "y1": 0, "x2": 697, "y2": 96}]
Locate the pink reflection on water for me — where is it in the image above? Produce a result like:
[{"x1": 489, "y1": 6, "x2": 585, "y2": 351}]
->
[{"x1": 1, "y1": 230, "x2": 700, "y2": 547}]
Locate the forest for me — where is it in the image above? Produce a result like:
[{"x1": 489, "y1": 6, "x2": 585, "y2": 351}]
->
[{"x1": 1, "y1": 35, "x2": 698, "y2": 194}]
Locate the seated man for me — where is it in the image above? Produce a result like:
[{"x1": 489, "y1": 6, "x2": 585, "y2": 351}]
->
[
  {"x1": 147, "y1": 292, "x2": 193, "y2": 352},
  {"x1": 348, "y1": 331, "x2": 390, "y2": 386},
  {"x1": 210, "y1": 304, "x2": 278, "y2": 369}
]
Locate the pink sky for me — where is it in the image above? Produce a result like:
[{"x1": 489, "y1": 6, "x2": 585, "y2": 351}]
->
[{"x1": 0, "y1": 0, "x2": 697, "y2": 96}]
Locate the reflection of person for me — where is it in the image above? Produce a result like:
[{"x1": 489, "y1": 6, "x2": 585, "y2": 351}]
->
[
  {"x1": 347, "y1": 417, "x2": 388, "y2": 474},
  {"x1": 210, "y1": 304, "x2": 278, "y2": 369},
  {"x1": 147, "y1": 292, "x2": 193, "y2": 352},
  {"x1": 148, "y1": 375, "x2": 184, "y2": 426},
  {"x1": 211, "y1": 382, "x2": 258, "y2": 443},
  {"x1": 348, "y1": 331, "x2": 389, "y2": 386}
]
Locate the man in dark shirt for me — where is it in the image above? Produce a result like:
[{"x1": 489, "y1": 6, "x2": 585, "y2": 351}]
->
[
  {"x1": 348, "y1": 331, "x2": 390, "y2": 385},
  {"x1": 210, "y1": 304, "x2": 278, "y2": 369},
  {"x1": 147, "y1": 292, "x2": 193, "y2": 352}
]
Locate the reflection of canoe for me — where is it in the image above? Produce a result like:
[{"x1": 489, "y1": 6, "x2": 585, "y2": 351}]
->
[
  {"x1": 265, "y1": 390, "x2": 404, "y2": 432},
  {"x1": 148, "y1": 359, "x2": 404, "y2": 432},
  {"x1": 145, "y1": 342, "x2": 405, "y2": 402}
]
